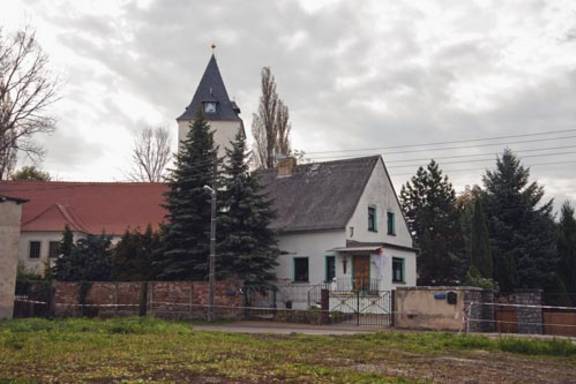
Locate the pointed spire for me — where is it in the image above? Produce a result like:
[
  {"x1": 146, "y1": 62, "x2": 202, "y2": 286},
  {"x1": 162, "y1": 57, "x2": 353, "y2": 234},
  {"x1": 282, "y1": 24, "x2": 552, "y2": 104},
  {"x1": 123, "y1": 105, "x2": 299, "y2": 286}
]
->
[{"x1": 177, "y1": 54, "x2": 241, "y2": 121}]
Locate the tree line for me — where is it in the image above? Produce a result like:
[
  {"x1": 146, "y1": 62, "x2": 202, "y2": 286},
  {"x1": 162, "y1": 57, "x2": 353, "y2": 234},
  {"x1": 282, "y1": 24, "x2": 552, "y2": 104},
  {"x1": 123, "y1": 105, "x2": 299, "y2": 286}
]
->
[
  {"x1": 400, "y1": 149, "x2": 576, "y2": 304},
  {"x1": 52, "y1": 113, "x2": 280, "y2": 286}
]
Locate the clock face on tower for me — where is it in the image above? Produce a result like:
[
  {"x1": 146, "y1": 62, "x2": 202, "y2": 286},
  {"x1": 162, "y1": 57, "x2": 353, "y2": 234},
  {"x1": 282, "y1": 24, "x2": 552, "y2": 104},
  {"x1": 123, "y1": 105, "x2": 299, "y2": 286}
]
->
[{"x1": 204, "y1": 102, "x2": 217, "y2": 113}]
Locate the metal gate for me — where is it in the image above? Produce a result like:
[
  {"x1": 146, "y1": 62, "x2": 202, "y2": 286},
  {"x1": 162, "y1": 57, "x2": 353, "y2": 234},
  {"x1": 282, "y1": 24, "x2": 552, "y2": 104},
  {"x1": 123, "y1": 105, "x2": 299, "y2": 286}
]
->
[{"x1": 329, "y1": 290, "x2": 392, "y2": 327}]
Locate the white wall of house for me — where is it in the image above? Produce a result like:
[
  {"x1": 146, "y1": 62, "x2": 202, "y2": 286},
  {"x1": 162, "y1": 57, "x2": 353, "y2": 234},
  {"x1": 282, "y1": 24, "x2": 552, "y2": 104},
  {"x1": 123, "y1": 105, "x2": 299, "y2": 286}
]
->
[
  {"x1": 18, "y1": 232, "x2": 121, "y2": 276},
  {"x1": 345, "y1": 159, "x2": 412, "y2": 247},
  {"x1": 19, "y1": 232, "x2": 66, "y2": 275},
  {"x1": 178, "y1": 119, "x2": 241, "y2": 158},
  {"x1": 275, "y1": 230, "x2": 345, "y2": 309},
  {"x1": 379, "y1": 248, "x2": 417, "y2": 290},
  {"x1": 276, "y1": 230, "x2": 344, "y2": 284}
]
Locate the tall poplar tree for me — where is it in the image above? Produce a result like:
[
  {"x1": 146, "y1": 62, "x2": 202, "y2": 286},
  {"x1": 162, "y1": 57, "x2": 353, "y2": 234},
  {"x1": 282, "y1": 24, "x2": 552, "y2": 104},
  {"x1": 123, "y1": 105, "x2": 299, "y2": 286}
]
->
[
  {"x1": 400, "y1": 160, "x2": 464, "y2": 285},
  {"x1": 469, "y1": 198, "x2": 493, "y2": 279},
  {"x1": 483, "y1": 149, "x2": 557, "y2": 292},
  {"x1": 157, "y1": 112, "x2": 220, "y2": 280},
  {"x1": 218, "y1": 131, "x2": 279, "y2": 284}
]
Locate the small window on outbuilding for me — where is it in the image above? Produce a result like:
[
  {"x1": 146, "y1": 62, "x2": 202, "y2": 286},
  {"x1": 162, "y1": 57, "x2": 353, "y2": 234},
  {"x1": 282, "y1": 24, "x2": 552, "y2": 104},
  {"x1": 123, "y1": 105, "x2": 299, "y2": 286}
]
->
[
  {"x1": 29, "y1": 241, "x2": 41, "y2": 259},
  {"x1": 293, "y1": 257, "x2": 309, "y2": 283},
  {"x1": 48, "y1": 241, "x2": 60, "y2": 258},
  {"x1": 387, "y1": 211, "x2": 396, "y2": 235},
  {"x1": 392, "y1": 257, "x2": 404, "y2": 283},
  {"x1": 368, "y1": 206, "x2": 377, "y2": 232}
]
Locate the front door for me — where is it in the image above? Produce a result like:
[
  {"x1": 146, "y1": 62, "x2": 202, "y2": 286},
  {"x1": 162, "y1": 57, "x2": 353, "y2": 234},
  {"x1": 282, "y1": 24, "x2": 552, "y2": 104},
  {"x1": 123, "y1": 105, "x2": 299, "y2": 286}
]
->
[{"x1": 353, "y1": 255, "x2": 370, "y2": 291}]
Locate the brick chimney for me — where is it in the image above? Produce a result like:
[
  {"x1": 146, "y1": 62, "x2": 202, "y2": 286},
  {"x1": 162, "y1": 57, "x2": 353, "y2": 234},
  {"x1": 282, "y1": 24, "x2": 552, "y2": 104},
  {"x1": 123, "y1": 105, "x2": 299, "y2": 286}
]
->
[{"x1": 277, "y1": 156, "x2": 297, "y2": 177}]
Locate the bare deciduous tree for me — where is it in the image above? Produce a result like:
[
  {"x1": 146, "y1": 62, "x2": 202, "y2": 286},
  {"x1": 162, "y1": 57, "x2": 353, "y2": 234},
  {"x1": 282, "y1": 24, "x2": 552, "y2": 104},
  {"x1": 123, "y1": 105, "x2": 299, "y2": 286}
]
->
[
  {"x1": 128, "y1": 126, "x2": 172, "y2": 182},
  {"x1": 252, "y1": 67, "x2": 292, "y2": 169},
  {"x1": 0, "y1": 27, "x2": 58, "y2": 180}
]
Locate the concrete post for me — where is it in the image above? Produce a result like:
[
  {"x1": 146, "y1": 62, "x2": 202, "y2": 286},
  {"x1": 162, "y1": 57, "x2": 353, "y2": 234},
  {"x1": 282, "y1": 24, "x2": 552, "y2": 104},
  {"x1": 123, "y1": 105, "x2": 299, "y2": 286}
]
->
[{"x1": 0, "y1": 196, "x2": 26, "y2": 319}]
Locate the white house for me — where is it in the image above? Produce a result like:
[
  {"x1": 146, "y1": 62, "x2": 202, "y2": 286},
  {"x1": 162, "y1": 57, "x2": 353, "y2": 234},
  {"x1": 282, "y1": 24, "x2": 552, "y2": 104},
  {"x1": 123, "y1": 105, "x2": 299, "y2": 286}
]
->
[{"x1": 259, "y1": 156, "x2": 418, "y2": 308}]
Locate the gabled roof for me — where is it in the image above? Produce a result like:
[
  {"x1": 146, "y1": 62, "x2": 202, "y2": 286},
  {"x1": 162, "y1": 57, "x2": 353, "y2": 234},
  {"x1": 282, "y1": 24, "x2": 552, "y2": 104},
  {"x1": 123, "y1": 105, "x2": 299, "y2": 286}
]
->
[
  {"x1": 257, "y1": 156, "x2": 380, "y2": 233},
  {"x1": 0, "y1": 181, "x2": 167, "y2": 235},
  {"x1": 22, "y1": 204, "x2": 90, "y2": 233},
  {"x1": 177, "y1": 54, "x2": 241, "y2": 122}
]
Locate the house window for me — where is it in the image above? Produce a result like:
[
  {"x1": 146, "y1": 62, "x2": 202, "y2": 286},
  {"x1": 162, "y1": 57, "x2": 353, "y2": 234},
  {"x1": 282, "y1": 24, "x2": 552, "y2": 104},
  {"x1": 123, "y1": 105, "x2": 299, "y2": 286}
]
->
[
  {"x1": 392, "y1": 257, "x2": 404, "y2": 283},
  {"x1": 29, "y1": 241, "x2": 41, "y2": 259},
  {"x1": 48, "y1": 241, "x2": 60, "y2": 258},
  {"x1": 325, "y1": 256, "x2": 335, "y2": 282},
  {"x1": 293, "y1": 257, "x2": 309, "y2": 283},
  {"x1": 368, "y1": 206, "x2": 377, "y2": 232},
  {"x1": 387, "y1": 211, "x2": 396, "y2": 235}
]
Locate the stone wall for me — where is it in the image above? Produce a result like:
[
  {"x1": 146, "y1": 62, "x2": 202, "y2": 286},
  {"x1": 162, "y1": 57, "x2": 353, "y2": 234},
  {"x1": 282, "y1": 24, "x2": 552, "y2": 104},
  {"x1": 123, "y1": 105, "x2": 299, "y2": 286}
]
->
[
  {"x1": 0, "y1": 198, "x2": 24, "y2": 319},
  {"x1": 52, "y1": 280, "x2": 243, "y2": 320},
  {"x1": 464, "y1": 289, "x2": 495, "y2": 332},
  {"x1": 497, "y1": 290, "x2": 543, "y2": 334}
]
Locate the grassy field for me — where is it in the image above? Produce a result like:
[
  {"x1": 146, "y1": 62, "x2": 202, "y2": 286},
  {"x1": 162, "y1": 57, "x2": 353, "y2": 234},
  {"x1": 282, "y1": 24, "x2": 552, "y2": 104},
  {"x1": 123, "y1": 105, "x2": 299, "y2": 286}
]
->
[{"x1": 0, "y1": 318, "x2": 575, "y2": 383}]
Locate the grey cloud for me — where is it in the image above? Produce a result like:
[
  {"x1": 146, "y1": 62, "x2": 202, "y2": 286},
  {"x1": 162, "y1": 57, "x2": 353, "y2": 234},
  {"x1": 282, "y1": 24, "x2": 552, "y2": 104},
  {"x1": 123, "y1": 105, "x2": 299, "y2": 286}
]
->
[{"x1": 25, "y1": 0, "x2": 576, "y2": 209}]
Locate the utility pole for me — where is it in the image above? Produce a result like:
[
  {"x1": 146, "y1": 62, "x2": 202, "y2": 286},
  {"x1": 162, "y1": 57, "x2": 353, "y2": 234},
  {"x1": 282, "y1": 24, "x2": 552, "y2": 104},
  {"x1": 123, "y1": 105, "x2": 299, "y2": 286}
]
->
[{"x1": 203, "y1": 184, "x2": 217, "y2": 322}]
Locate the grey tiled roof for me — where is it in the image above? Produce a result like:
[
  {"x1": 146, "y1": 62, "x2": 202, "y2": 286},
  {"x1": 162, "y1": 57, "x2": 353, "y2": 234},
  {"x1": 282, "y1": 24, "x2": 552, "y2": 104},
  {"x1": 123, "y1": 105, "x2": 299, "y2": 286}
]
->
[
  {"x1": 257, "y1": 156, "x2": 380, "y2": 233},
  {"x1": 177, "y1": 55, "x2": 241, "y2": 122}
]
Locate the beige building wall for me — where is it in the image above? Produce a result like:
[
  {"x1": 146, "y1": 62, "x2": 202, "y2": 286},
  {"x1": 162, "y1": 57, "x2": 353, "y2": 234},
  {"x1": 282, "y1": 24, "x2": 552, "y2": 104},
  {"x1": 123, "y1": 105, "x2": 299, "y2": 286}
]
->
[
  {"x1": 178, "y1": 119, "x2": 242, "y2": 158},
  {"x1": 394, "y1": 287, "x2": 479, "y2": 331},
  {"x1": 0, "y1": 200, "x2": 24, "y2": 319}
]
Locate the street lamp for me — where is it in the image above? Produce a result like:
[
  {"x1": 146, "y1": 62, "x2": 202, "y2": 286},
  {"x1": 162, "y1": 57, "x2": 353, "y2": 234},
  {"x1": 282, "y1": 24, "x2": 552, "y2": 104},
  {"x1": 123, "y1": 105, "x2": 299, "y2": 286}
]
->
[{"x1": 203, "y1": 185, "x2": 216, "y2": 321}]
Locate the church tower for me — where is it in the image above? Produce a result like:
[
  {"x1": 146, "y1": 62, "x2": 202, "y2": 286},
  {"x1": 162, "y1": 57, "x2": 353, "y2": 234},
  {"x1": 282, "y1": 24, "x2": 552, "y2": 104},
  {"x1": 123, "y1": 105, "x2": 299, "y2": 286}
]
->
[{"x1": 177, "y1": 54, "x2": 244, "y2": 156}]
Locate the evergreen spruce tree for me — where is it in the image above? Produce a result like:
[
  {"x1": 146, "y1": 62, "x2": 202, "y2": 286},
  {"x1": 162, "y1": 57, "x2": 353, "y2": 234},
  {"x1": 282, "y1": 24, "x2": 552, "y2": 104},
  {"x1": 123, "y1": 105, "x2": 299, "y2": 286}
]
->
[
  {"x1": 400, "y1": 160, "x2": 464, "y2": 285},
  {"x1": 557, "y1": 201, "x2": 576, "y2": 304},
  {"x1": 157, "y1": 112, "x2": 220, "y2": 280},
  {"x1": 483, "y1": 149, "x2": 557, "y2": 292},
  {"x1": 52, "y1": 226, "x2": 74, "y2": 280},
  {"x1": 53, "y1": 234, "x2": 113, "y2": 281},
  {"x1": 218, "y1": 131, "x2": 279, "y2": 284},
  {"x1": 112, "y1": 226, "x2": 160, "y2": 281},
  {"x1": 59, "y1": 225, "x2": 74, "y2": 257}
]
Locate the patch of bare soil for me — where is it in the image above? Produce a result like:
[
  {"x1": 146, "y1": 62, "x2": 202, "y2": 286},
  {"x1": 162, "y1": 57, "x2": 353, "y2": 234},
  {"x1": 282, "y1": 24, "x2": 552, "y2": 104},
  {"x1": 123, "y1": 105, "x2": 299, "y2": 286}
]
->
[{"x1": 354, "y1": 351, "x2": 576, "y2": 384}]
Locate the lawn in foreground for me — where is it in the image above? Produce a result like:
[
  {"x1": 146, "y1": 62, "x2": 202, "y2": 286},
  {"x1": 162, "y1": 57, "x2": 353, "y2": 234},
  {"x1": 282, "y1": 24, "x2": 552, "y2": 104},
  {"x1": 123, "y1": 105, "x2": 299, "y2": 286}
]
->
[{"x1": 0, "y1": 317, "x2": 575, "y2": 383}]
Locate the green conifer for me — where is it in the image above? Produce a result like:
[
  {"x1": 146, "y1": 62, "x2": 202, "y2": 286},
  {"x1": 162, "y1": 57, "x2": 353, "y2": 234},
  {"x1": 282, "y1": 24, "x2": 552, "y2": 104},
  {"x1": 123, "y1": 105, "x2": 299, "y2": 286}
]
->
[
  {"x1": 218, "y1": 131, "x2": 279, "y2": 285},
  {"x1": 157, "y1": 112, "x2": 220, "y2": 280}
]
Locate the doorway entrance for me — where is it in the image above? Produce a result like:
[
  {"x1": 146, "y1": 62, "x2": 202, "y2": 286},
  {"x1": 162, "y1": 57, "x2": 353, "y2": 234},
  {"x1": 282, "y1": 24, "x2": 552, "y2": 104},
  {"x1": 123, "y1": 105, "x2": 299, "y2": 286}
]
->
[{"x1": 353, "y1": 255, "x2": 370, "y2": 291}]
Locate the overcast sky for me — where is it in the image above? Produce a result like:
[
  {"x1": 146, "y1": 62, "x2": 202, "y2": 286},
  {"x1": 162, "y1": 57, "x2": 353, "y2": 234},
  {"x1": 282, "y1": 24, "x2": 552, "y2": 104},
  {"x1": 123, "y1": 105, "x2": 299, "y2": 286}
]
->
[{"x1": 3, "y1": 0, "x2": 576, "y2": 210}]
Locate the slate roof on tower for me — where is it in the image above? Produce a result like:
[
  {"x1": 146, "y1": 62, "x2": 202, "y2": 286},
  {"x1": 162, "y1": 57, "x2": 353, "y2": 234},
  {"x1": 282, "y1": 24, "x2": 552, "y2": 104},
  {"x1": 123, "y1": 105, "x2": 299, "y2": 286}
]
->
[{"x1": 177, "y1": 54, "x2": 241, "y2": 122}]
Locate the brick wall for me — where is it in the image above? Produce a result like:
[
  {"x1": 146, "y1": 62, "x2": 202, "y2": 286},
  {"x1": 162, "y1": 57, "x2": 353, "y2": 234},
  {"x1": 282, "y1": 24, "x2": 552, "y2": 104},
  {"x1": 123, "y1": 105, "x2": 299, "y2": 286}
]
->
[{"x1": 52, "y1": 280, "x2": 243, "y2": 320}]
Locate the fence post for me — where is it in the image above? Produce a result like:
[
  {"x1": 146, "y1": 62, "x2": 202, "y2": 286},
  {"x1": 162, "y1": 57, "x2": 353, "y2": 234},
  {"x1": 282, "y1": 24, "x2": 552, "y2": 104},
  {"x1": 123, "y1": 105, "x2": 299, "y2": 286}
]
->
[
  {"x1": 356, "y1": 289, "x2": 360, "y2": 326},
  {"x1": 390, "y1": 290, "x2": 395, "y2": 328},
  {"x1": 114, "y1": 282, "x2": 119, "y2": 317},
  {"x1": 139, "y1": 282, "x2": 148, "y2": 317},
  {"x1": 320, "y1": 289, "x2": 329, "y2": 325},
  {"x1": 48, "y1": 281, "x2": 56, "y2": 318}
]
